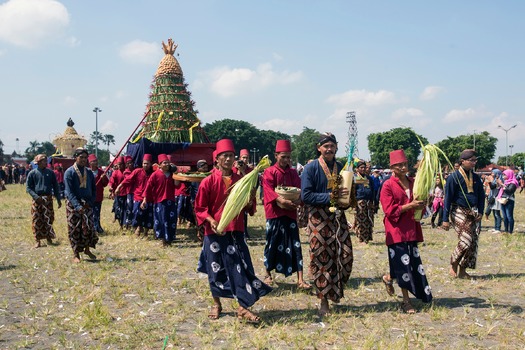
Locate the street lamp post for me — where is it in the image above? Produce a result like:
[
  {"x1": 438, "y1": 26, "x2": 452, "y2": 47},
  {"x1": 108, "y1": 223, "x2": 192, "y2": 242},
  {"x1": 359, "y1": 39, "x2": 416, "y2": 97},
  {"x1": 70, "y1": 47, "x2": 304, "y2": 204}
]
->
[
  {"x1": 93, "y1": 107, "x2": 102, "y2": 158},
  {"x1": 498, "y1": 124, "x2": 517, "y2": 166},
  {"x1": 509, "y1": 144, "x2": 514, "y2": 158},
  {"x1": 250, "y1": 148, "x2": 259, "y2": 167}
]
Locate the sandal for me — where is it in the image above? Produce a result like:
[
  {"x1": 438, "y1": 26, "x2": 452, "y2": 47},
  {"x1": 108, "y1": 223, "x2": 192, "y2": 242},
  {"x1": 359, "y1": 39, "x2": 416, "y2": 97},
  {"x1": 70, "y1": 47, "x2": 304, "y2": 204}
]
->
[
  {"x1": 208, "y1": 304, "x2": 222, "y2": 320},
  {"x1": 84, "y1": 249, "x2": 97, "y2": 260},
  {"x1": 401, "y1": 301, "x2": 416, "y2": 314},
  {"x1": 297, "y1": 281, "x2": 312, "y2": 290},
  {"x1": 237, "y1": 307, "x2": 261, "y2": 324},
  {"x1": 382, "y1": 275, "x2": 395, "y2": 296},
  {"x1": 264, "y1": 275, "x2": 274, "y2": 285}
]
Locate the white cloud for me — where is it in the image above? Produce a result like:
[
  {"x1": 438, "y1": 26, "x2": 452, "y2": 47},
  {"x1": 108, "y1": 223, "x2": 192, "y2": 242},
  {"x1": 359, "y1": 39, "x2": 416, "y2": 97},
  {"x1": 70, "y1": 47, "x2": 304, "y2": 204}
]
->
[
  {"x1": 443, "y1": 107, "x2": 477, "y2": 123},
  {"x1": 62, "y1": 96, "x2": 77, "y2": 105},
  {"x1": 326, "y1": 89, "x2": 397, "y2": 107},
  {"x1": 272, "y1": 52, "x2": 283, "y2": 61},
  {"x1": 392, "y1": 107, "x2": 424, "y2": 120},
  {"x1": 115, "y1": 90, "x2": 127, "y2": 99},
  {"x1": 0, "y1": 0, "x2": 70, "y2": 48},
  {"x1": 256, "y1": 118, "x2": 301, "y2": 135},
  {"x1": 119, "y1": 40, "x2": 162, "y2": 65},
  {"x1": 420, "y1": 86, "x2": 445, "y2": 100},
  {"x1": 391, "y1": 107, "x2": 432, "y2": 128},
  {"x1": 100, "y1": 120, "x2": 118, "y2": 133},
  {"x1": 197, "y1": 63, "x2": 303, "y2": 98}
]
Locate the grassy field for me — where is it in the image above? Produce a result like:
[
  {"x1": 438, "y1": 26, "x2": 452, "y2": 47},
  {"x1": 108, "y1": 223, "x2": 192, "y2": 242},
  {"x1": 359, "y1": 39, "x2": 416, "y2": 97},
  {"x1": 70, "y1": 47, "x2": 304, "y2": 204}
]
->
[{"x1": 0, "y1": 183, "x2": 524, "y2": 349}]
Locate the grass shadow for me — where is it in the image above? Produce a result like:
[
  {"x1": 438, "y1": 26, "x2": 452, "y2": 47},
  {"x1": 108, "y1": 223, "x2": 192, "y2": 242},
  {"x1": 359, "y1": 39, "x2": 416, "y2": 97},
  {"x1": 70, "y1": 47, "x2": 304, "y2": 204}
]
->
[
  {"x1": 0, "y1": 264, "x2": 16, "y2": 271},
  {"x1": 469, "y1": 273, "x2": 525, "y2": 280}
]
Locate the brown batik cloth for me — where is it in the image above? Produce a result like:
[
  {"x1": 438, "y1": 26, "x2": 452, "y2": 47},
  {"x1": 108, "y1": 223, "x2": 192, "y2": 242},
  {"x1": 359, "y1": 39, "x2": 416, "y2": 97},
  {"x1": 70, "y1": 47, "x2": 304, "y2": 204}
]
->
[
  {"x1": 306, "y1": 205, "x2": 353, "y2": 303},
  {"x1": 353, "y1": 199, "x2": 374, "y2": 243},
  {"x1": 450, "y1": 205, "x2": 480, "y2": 269},
  {"x1": 66, "y1": 200, "x2": 98, "y2": 254},
  {"x1": 31, "y1": 195, "x2": 56, "y2": 240}
]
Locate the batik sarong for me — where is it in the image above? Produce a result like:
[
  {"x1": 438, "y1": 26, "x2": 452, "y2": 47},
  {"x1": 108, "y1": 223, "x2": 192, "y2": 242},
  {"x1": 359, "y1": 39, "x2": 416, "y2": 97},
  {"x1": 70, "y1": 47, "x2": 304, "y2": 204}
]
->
[
  {"x1": 31, "y1": 195, "x2": 56, "y2": 240},
  {"x1": 132, "y1": 201, "x2": 153, "y2": 229},
  {"x1": 123, "y1": 193, "x2": 134, "y2": 227},
  {"x1": 197, "y1": 231, "x2": 272, "y2": 308},
  {"x1": 153, "y1": 199, "x2": 177, "y2": 242},
  {"x1": 264, "y1": 216, "x2": 304, "y2": 277},
  {"x1": 66, "y1": 200, "x2": 98, "y2": 254},
  {"x1": 297, "y1": 205, "x2": 308, "y2": 228},
  {"x1": 354, "y1": 199, "x2": 374, "y2": 243},
  {"x1": 92, "y1": 201, "x2": 103, "y2": 233},
  {"x1": 450, "y1": 205, "x2": 481, "y2": 269},
  {"x1": 176, "y1": 195, "x2": 195, "y2": 225},
  {"x1": 388, "y1": 242, "x2": 432, "y2": 303},
  {"x1": 114, "y1": 195, "x2": 126, "y2": 226},
  {"x1": 306, "y1": 205, "x2": 353, "y2": 303}
]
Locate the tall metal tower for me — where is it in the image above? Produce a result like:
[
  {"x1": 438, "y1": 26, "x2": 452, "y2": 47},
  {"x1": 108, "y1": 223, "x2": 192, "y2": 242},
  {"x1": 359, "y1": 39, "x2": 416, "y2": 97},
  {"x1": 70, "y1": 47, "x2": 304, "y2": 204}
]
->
[{"x1": 345, "y1": 111, "x2": 358, "y2": 159}]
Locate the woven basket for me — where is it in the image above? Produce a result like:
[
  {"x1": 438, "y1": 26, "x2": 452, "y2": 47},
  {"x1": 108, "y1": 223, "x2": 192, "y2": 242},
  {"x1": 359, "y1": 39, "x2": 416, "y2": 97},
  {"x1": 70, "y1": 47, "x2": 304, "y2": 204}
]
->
[{"x1": 275, "y1": 187, "x2": 301, "y2": 201}]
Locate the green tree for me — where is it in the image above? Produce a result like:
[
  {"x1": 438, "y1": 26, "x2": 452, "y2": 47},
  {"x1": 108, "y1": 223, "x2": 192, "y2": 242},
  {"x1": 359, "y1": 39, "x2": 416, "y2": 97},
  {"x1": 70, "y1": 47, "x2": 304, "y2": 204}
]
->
[
  {"x1": 436, "y1": 131, "x2": 497, "y2": 169},
  {"x1": 367, "y1": 128, "x2": 427, "y2": 168},
  {"x1": 203, "y1": 118, "x2": 260, "y2": 150},
  {"x1": 291, "y1": 127, "x2": 320, "y2": 165},
  {"x1": 510, "y1": 152, "x2": 525, "y2": 169},
  {"x1": 102, "y1": 134, "x2": 116, "y2": 152},
  {"x1": 24, "y1": 141, "x2": 56, "y2": 163},
  {"x1": 258, "y1": 129, "x2": 291, "y2": 164},
  {"x1": 90, "y1": 131, "x2": 103, "y2": 145}
]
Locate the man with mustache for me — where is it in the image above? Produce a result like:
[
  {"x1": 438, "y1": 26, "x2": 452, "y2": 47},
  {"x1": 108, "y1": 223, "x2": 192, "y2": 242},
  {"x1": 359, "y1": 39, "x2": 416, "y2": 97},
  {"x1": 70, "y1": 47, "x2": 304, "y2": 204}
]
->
[{"x1": 301, "y1": 132, "x2": 353, "y2": 317}]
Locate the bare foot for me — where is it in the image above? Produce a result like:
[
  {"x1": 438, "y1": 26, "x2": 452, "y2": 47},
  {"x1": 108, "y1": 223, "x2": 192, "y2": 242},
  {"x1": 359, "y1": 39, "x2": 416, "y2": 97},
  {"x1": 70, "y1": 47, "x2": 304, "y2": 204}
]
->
[
  {"x1": 457, "y1": 267, "x2": 472, "y2": 279},
  {"x1": 449, "y1": 264, "x2": 458, "y2": 278},
  {"x1": 73, "y1": 255, "x2": 81, "y2": 263},
  {"x1": 319, "y1": 298, "x2": 331, "y2": 317},
  {"x1": 33, "y1": 241, "x2": 41, "y2": 249}
]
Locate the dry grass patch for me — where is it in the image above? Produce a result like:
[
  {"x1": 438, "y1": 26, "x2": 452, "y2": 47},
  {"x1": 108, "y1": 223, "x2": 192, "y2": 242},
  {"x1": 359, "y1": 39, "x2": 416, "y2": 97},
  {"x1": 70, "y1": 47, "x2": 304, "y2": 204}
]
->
[{"x1": 1, "y1": 184, "x2": 525, "y2": 349}]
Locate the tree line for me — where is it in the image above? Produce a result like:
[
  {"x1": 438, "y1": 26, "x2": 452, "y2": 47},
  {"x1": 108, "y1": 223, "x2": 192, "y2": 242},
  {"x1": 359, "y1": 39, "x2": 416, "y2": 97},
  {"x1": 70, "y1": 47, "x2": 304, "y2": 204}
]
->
[{"x1": 1, "y1": 121, "x2": 523, "y2": 169}]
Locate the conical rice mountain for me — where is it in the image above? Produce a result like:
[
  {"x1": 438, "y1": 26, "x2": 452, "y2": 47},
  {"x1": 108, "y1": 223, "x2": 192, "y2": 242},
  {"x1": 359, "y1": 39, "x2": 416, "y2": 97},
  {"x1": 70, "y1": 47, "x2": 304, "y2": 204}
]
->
[{"x1": 138, "y1": 38, "x2": 208, "y2": 143}]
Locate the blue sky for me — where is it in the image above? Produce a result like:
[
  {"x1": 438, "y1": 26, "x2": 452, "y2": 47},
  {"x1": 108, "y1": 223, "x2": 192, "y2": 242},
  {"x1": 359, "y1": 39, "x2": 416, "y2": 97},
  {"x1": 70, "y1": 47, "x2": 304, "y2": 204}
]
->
[{"x1": 0, "y1": 0, "x2": 523, "y2": 162}]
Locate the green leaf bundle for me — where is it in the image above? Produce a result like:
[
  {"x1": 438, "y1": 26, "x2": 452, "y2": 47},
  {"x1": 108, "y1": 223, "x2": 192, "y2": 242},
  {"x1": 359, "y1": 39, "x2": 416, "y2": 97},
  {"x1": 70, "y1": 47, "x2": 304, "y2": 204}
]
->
[{"x1": 216, "y1": 155, "x2": 272, "y2": 234}]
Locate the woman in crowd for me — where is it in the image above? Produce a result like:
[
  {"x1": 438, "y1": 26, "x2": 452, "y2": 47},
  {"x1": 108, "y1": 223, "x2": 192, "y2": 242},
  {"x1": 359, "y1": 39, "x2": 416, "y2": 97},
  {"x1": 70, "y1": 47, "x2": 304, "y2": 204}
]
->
[
  {"x1": 430, "y1": 175, "x2": 444, "y2": 229},
  {"x1": 497, "y1": 169, "x2": 518, "y2": 234},
  {"x1": 484, "y1": 169, "x2": 503, "y2": 233}
]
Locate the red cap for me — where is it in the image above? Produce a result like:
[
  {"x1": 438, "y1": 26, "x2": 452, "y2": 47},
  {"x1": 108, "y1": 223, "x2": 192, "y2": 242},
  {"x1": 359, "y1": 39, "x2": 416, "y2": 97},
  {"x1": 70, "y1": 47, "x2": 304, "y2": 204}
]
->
[
  {"x1": 240, "y1": 148, "x2": 249, "y2": 157},
  {"x1": 157, "y1": 154, "x2": 169, "y2": 163},
  {"x1": 389, "y1": 150, "x2": 408, "y2": 166},
  {"x1": 275, "y1": 140, "x2": 291, "y2": 153},
  {"x1": 124, "y1": 156, "x2": 133, "y2": 163},
  {"x1": 116, "y1": 156, "x2": 124, "y2": 164},
  {"x1": 143, "y1": 154, "x2": 153, "y2": 162},
  {"x1": 88, "y1": 154, "x2": 97, "y2": 163},
  {"x1": 216, "y1": 139, "x2": 235, "y2": 156}
]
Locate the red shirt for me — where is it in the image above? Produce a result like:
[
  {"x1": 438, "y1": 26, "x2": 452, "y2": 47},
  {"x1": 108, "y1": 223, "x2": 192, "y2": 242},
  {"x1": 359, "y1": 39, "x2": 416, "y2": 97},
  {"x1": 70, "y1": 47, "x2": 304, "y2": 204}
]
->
[
  {"x1": 194, "y1": 170, "x2": 246, "y2": 235},
  {"x1": 119, "y1": 168, "x2": 152, "y2": 202},
  {"x1": 92, "y1": 167, "x2": 109, "y2": 202},
  {"x1": 175, "y1": 181, "x2": 190, "y2": 197},
  {"x1": 143, "y1": 169, "x2": 176, "y2": 204},
  {"x1": 54, "y1": 169, "x2": 64, "y2": 183},
  {"x1": 380, "y1": 176, "x2": 424, "y2": 245},
  {"x1": 109, "y1": 169, "x2": 125, "y2": 192},
  {"x1": 262, "y1": 164, "x2": 301, "y2": 220}
]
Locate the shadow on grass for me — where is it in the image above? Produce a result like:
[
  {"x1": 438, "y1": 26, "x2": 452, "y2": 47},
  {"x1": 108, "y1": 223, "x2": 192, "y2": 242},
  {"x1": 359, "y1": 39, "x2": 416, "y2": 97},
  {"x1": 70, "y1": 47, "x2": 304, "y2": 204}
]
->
[
  {"x1": 0, "y1": 264, "x2": 16, "y2": 271},
  {"x1": 469, "y1": 273, "x2": 525, "y2": 280},
  {"x1": 432, "y1": 296, "x2": 523, "y2": 313}
]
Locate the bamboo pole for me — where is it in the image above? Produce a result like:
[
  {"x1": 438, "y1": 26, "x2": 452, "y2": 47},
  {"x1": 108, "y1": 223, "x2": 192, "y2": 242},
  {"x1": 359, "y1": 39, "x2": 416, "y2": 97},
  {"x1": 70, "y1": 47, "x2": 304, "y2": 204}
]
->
[{"x1": 96, "y1": 109, "x2": 150, "y2": 185}]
